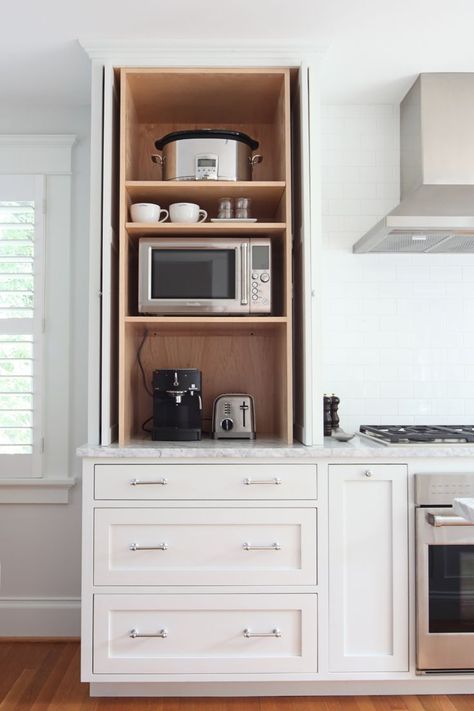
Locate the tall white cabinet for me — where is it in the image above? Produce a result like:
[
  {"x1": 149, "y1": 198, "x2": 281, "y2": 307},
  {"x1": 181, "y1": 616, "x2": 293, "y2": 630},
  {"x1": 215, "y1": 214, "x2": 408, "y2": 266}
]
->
[
  {"x1": 80, "y1": 40, "x2": 325, "y2": 448},
  {"x1": 328, "y1": 463, "x2": 409, "y2": 672}
]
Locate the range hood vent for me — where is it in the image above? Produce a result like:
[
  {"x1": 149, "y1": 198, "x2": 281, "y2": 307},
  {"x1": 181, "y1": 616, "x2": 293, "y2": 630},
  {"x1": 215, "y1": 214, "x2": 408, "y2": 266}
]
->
[{"x1": 354, "y1": 74, "x2": 474, "y2": 254}]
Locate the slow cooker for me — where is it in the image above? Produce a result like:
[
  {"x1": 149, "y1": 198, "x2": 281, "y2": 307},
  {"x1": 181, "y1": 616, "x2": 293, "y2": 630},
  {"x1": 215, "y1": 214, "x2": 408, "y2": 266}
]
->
[{"x1": 151, "y1": 129, "x2": 263, "y2": 181}]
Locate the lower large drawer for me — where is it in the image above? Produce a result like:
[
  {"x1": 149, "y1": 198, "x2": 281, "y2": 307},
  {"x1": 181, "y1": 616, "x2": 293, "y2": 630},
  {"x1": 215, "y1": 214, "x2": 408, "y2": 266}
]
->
[
  {"x1": 94, "y1": 508, "x2": 317, "y2": 586},
  {"x1": 93, "y1": 594, "x2": 318, "y2": 675}
]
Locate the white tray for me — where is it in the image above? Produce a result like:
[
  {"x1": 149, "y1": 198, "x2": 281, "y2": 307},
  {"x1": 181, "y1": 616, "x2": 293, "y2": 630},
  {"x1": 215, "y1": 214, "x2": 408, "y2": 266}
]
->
[{"x1": 210, "y1": 218, "x2": 257, "y2": 223}]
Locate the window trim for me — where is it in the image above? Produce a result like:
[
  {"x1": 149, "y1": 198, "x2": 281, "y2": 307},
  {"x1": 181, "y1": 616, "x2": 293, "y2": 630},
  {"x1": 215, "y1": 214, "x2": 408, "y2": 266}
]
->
[{"x1": 0, "y1": 135, "x2": 77, "y2": 504}]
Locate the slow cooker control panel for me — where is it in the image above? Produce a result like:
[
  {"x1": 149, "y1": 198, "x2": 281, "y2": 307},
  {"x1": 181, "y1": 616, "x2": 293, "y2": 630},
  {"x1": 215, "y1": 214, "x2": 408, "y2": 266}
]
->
[{"x1": 195, "y1": 154, "x2": 218, "y2": 180}]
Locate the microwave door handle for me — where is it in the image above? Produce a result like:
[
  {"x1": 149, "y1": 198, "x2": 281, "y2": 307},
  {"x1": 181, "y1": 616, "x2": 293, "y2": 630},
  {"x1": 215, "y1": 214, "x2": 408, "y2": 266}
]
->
[{"x1": 241, "y1": 243, "x2": 248, "y2": 306}]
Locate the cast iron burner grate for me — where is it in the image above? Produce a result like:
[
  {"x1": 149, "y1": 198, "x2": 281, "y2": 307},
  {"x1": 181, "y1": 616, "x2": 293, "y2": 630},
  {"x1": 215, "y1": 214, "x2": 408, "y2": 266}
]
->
[{"x1": 359, "y1": 425, "x2": 474, "y2": 444}]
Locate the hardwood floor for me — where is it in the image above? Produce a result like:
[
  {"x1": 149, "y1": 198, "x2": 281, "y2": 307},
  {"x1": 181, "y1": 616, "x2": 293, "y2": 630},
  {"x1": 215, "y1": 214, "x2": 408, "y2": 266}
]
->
[{"x1": 0, "y1": 641, "x2": 472, "y2": 711}]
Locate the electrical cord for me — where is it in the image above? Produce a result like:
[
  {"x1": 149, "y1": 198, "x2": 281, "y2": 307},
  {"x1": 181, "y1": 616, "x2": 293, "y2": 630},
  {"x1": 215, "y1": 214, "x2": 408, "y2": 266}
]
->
[
  {"x1": 142, "y1": 416, "x2": 153, "y2": 434},
  {"x1": 137, "y1": 329, "x2": 153, "y2": 397}
]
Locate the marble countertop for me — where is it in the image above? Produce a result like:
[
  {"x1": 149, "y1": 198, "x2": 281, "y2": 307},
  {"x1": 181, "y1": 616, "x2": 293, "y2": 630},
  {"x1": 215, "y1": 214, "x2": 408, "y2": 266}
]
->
[{"x1": 77, "y1": 435, "x2": 474, "y2": 459}]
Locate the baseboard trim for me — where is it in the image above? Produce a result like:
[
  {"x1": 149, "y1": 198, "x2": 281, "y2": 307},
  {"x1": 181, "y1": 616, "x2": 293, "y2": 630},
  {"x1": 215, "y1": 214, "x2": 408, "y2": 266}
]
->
[
  {"x1": 0, "y1": 597, "x2": 80, "y2": 637},
  {"x1": 0, "y1": 636, "x2": 80, "y2": 642},
  {"x1": 89, "y1": 679, "x2": 474, "y2": 697}
]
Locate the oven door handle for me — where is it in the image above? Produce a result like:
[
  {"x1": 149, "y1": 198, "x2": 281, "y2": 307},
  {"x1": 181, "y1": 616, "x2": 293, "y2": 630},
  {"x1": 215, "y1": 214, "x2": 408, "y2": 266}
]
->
[{"x1": 426, "y1": 512, "x2": 474, "y2": 527}]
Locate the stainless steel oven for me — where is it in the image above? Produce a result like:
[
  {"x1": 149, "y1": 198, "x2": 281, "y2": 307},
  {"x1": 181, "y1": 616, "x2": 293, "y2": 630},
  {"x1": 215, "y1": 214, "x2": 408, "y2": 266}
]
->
[{"x1": 416, "y1": 473, "x2": 474, "y2": 672}]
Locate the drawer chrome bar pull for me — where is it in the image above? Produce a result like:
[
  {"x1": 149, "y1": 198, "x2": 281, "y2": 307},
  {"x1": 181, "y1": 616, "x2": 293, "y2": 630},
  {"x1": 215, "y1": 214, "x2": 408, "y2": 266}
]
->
[
  {"x1": 129, "y1": 628, "x2": 168, "y2": 639},
  {"x1": 243, "y1": 628, "x2": 281, "y2": 638},
  {"x1": 243, "y1": 477, "x2": 282, "y2": 486},
  {"x1": 242, "y1": 542, "x2": 281, "y2": 551},
  {"x1": 129, "y1": 542, "x2": 168, "y2": 551},
  {"x1": 130, "y1": 478, "x2": 168, "y2": 486}
]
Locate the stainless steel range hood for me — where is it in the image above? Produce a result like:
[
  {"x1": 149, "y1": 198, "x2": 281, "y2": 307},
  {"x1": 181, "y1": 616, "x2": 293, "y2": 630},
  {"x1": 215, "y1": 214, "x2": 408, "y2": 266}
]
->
[{"x1": 353, "y1": 73, "x2": 474, "y2": 253}]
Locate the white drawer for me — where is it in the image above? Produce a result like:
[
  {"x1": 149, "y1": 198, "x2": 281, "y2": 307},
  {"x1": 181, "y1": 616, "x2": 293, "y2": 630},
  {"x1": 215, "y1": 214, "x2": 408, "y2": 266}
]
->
[
  {"x1": 94, "y1": 463, "x2": 317, "y2": 501},
  {"x1": 93, "y1": 593, "x2": 318, "y2": 675},
  {"x1": 94, "y1": 508, "x2": 317, "y2": 586}
]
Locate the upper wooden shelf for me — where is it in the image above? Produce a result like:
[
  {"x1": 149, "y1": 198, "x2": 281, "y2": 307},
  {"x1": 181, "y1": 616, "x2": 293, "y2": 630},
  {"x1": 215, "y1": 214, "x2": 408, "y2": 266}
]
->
[
  {"x1": 125, "y1": 222, "x2": 286, "y2": 236},
  {"x1": 125, "y1": 315, "x2": 288, "y2": 335},
  {"x1": 125, "y1": 181, "x2": 286, "y2": 217}
]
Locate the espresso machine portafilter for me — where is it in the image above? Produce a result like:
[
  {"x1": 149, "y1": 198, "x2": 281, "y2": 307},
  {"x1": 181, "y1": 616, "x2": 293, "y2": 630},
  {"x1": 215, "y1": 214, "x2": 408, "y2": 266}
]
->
[{"x1": 152, "y1": 369, "x2": 202, "y2": 441}]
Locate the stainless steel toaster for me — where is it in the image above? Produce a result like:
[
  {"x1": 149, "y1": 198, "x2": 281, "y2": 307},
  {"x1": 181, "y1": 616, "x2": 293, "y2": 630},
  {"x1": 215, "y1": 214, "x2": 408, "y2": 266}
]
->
[{"x1": 212, "y1": 394, "x2": 256, "y2": 440}]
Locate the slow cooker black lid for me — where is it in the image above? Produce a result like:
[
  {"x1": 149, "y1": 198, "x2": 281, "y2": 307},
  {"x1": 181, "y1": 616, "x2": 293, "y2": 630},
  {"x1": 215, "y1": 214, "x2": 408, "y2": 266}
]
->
[{"x1": 154, "y1": 129, "x2": 259, "y2": 151}]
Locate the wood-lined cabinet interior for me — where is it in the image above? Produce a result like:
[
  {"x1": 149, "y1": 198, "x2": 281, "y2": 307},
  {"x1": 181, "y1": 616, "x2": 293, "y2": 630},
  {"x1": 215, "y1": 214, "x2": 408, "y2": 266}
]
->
[{"x1": 118, "y1": 68, "x2": 295, "y2": 445}]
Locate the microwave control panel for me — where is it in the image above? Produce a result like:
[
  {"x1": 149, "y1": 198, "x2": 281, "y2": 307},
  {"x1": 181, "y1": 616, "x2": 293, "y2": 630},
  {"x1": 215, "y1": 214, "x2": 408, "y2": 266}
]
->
[{"x1": 250, "y1": 242, "x2": 271, "y2": 313}]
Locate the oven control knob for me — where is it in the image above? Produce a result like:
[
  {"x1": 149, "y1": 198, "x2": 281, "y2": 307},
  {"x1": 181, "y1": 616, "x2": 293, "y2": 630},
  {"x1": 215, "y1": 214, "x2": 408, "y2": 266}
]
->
[
  {"x1": 260, "y1": 272, "x2": 270, "y2": 283},
  {"x1": 221, "y1": 418, "x2": 234, "y2": 432}
]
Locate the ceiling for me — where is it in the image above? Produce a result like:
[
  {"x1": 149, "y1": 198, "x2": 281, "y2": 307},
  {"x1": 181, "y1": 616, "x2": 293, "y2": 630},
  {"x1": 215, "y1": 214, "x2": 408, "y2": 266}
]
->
[{"x1": 5, "y1": 0, "x2": 474, "y2": 107}]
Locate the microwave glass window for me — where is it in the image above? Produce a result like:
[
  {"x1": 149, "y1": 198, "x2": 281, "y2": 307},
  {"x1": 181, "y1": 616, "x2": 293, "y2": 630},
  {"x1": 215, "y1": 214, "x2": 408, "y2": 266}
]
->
[
  {"x1": 151, "y1": 249, "x2": 236, "y2": 299},
  {"x1": 252, "y1": 246, "x2": 269, "y2": 270},
  {"x1": 428, "y1": 544, "x2": 474, "y2": 633}
]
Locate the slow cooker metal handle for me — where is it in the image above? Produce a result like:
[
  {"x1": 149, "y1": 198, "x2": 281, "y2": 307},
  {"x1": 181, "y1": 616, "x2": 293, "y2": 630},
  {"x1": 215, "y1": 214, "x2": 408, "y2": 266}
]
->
[
  {"x1": 151, "y1": 154, "x2": 166, "y2": 167},
  {"x1": 249, "y1": 154, "x2": 263, "y2": 168}
]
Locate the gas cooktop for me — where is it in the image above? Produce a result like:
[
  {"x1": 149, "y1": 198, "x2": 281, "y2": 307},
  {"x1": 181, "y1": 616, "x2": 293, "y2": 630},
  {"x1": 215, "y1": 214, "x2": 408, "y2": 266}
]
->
[{"x1": 359, "y1": 425, "x2": 474, "y2": 445}]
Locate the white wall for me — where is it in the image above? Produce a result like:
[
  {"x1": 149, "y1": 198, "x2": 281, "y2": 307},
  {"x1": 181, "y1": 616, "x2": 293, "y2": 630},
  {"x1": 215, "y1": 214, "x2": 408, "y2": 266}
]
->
[
  {"x1": 0, "y1": 105, "x2": 89, "y2": 635},
  {"x1": 321, "y1": 104, "x2": 474, "y2": 435}
]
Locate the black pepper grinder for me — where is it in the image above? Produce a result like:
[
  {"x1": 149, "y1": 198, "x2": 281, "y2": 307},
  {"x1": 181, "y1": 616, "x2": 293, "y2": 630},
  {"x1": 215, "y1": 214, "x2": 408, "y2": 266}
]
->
[
  {"x1": 331, "y1": 394, "x2": 340, "y2": 431},
  {"x1": 323, "y1": 394, "x2": 333, "y2": 436}
]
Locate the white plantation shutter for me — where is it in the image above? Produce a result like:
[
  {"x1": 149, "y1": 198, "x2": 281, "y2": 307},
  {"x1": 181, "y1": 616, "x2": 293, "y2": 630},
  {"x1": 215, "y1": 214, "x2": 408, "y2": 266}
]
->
[{"x1": 0, "y1": 175, "x2": 44, "y2": 477}]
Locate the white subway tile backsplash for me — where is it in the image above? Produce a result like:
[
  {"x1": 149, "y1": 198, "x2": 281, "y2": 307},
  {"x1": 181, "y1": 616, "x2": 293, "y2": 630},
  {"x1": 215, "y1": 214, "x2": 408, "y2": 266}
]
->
[
  {"x1": 321, "y1": 103, "x2": 474, "y2": 428},
  {"x1": 398, "y1": 399, "x2": 433, "y2": 416},
  {"x1": 379, "y1": 381, "x2": 414, "y2": 398}
]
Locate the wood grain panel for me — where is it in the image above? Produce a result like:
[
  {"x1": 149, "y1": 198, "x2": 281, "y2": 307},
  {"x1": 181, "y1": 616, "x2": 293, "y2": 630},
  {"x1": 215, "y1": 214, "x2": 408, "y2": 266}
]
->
[
  {"x1": 125, "y1": 326, "x2": 288, "y2": 441},
  {"x1": 123, "y1": 69, "x2": 286, "y2": 124}
]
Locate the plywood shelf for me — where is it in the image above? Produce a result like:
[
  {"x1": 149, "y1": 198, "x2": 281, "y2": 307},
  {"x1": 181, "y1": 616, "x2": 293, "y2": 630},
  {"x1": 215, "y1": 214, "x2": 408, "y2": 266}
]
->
[
  {"x1": 125, "y1": 316, "x2": 288, "y2": 335},
  {"x1": 125, "y1": 222, "x2": 286, "y2": 236},
  {"x1": 125, "y1": 181, "x2": 286, "y2": 217}
]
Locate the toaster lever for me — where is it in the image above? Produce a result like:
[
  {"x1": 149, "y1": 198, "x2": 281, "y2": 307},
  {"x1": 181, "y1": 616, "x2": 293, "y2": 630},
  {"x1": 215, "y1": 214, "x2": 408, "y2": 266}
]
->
[{"x1": 240, "y1": 400, "x2": 249, "y2": 427}]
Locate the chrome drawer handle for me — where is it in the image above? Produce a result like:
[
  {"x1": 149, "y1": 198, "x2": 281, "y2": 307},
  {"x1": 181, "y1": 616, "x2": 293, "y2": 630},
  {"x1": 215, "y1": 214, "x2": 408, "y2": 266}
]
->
[
  {"x1": 243, "y1": 628, "x2": 281, "y2": 638},
  {"x1": 129, "y1": 628, "x2": 168, "y2": 639},
  {"x1": 129, "y1": 542, "x2": 168, "y2": 551},
  {"x1": 130, "y1": 478, "x2": 168, "y2": 486},
  {"x1": 242, "y1": 542, "x2": 281, "y2": 551},
  {"x1": 364, "y1": 470, "x2": 372, "y2": 478},
  {"x1": 243, "y1": 477, "x2": 282, "y2": 486}
]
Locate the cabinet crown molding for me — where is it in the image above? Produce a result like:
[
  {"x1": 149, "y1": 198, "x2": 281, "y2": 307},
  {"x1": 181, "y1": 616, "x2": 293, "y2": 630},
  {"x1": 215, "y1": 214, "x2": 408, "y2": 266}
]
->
[{"x1": 78, "y1": 38, "x2": 327, "y2": 65}]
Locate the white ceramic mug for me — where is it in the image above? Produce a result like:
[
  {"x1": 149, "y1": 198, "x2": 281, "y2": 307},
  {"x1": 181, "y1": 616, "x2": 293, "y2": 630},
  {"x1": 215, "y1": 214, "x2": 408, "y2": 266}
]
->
[
  {"x1": 169, "y1": 202, "x2": 208, "y2": 224},
  {"x1": 130, "y1": 203, "x2": 168, "y2": 223}
]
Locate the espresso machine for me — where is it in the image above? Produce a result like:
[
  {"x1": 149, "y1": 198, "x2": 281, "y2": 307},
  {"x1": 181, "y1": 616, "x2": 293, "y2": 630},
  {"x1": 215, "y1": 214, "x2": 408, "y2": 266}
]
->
[{"x1": 152, "y1": 369, "x2": 202, "y2": 441}]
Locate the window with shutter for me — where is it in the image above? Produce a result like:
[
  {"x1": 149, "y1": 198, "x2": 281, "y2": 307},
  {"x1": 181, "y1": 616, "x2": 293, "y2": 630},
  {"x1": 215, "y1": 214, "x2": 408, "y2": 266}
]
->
[{"x1": 0, "y1": 175, "x2": 44, "y2": 478}]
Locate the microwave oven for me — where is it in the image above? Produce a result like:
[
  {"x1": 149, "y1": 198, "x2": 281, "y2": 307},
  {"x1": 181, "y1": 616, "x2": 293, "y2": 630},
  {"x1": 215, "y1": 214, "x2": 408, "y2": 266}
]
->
[{"x1": 138, "y1": 237, "x2": 272, "y2": 315}]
